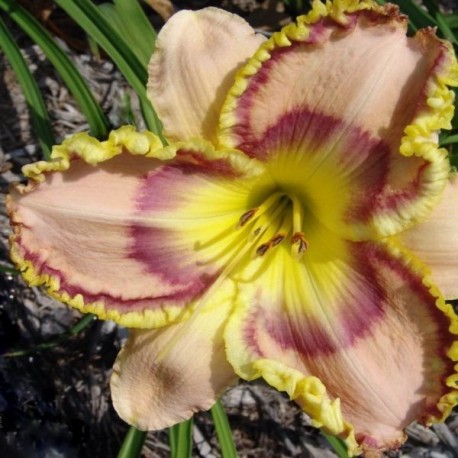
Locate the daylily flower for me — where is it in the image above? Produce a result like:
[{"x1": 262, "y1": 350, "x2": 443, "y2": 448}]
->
[{"x1": 7, "y1": 0, "x2": 458, "y2": 455}]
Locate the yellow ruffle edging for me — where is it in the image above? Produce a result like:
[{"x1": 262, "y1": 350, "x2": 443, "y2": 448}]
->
[
  {"x1": 225, "y1": 236, "x2": 458, "y2": 455},
  {"x1": 218, "y1": 0, "x2": 381, "y2": 142},
  {"x1": 8, "y1": 126, "x2": 196, "y2": 329},
  {"x1": 9, "y1": 240, "x2": 193, "y2": 328},
  {"x1": 218, "y1": 0, "x2": 458, "y2": 450},
  {"x1": 9, "y1": 126, "x2": 265, "y2": 328},
  {"x1": 390, "y1": 35, "x2": 458, "y2": 235},
  {"x1": 254, "y1": 359, "x2": 361, "y2": 455},
  {"x1": 218, "y1": 0, "x2": 458, "y2": 240},
  {"x1": 386, "y1": 238, "x2": 458, "y2": 425},
  {"x1": 22, "y1": 125, "x2": 167, "y2": 183}
]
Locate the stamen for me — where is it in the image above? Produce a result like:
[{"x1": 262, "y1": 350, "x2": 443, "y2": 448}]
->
[
  {"x1": 254, "y1": 209, "x2": 292, "y2": 257},
  {"x1": 238, "y1": 208, "x2": 258, "y2": 227},
  {"x1": 154, "y1": 194, "x2": 309, "y2": 366},
  {"x1": 271, "y1": 233, "x2": 285, "y2": 247},
  {"x1": 252, "y1": 198, "x2": 288, "y2": 239},
  {"x1": 255, "y1": 233, "x2": 286, "y2": 257},
  {"x1": 237, "y1": 192, "x2": 309, "y2": 260},
  {"x1": 237, "y1": 191, "x2": 285, "y2": 231},
  {"x1": 256, "y1": 243, "x2": 271, "y2": 257},
  {"x1": 291, "y1": 231, "x2": 308, "y2": 259}
]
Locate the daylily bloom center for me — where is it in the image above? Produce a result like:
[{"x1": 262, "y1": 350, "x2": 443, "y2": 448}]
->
[{"x1": 238, "y1": 191, "x2": 308, "y2": 259}]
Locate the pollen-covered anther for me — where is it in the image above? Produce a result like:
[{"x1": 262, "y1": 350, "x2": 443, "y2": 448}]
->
[
  {"x1": 238, "y1": 208, "x2": 258, "y2": 228},
  {"x1": 291, "y1": 232, "x2": 308, "y2": 258},
  {"x1": 255, "y1": 233, "x2": 286, "y2": 257},
  {"x1": 255, "y1": 243, "x2": 270, "y2": 257},
  {"x1": 271, "y1": 233, "x2": 286, "y2": 247}
]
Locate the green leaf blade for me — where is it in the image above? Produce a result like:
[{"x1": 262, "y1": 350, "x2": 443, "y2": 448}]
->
[
  {"x1": 111, "y1": 0, "x2": 157, "y2": 67},
  {"x1": 211, "y1": 400, "x2": 237, "y2": 458},
  {"x1": 0, "y1": 14, "x2": 54, "y2": 159},
  {"x1": 54, "y1": 0, "x2": 163, "y2": 137},
  {"x1": 117, "y1": 426, "x2": 147, "y2": 458},
  {"x1": 170, "y1": 418, "x2": 193, "y2": 458},
  {"x1": 323, "y1": 433, "x2": 350, "y2": 458},
  {"x1": 0, "y1": 0, "x2": 110, "y2": 138}
]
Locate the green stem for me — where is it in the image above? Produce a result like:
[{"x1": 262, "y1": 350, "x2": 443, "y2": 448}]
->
[{"x1": 117, "y1": 426, "x2": 147, "y2": 458}]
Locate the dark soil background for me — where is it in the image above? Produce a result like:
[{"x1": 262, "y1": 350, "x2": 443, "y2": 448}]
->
[{"x1": 0, "y1": 1, "x2": 457, "y2": 457}]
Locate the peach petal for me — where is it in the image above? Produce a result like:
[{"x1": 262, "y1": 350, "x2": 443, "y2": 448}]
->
[
  {"x1": 400, "y1": 175, "x2": 458, "y2": 300},
  {"x1": 111, "y1": 299, "x2": 238, "y2": 430},
  {"x1": 225, "y1": 239, "x2": 456, "y2": 454},
  {"x1": 147, "y1": 8, "x2": 265, "y2": 144}
]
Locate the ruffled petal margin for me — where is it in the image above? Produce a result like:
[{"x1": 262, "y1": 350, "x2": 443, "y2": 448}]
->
[
  {"x1": 111, "y1": 294, "x2": 238, "y2": 430},
  {"x1": 218, "y1": 0, "x2": 458, "y2": 240},
  {"x1": 8, "y1": 127, "x2": 263, "y2": 328},
  {"x1": 147, "y1": 7, "x2": 265, "y2": 144},
  {"x1": 225, "y1": 237, "x2": 458, "y2": 455},
  {"x1": 400, "y1": 175, "x2": 458, "y2": 300}
]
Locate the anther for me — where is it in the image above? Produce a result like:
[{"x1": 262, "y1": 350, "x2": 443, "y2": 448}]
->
[
  {"x1": 238, "y1": 208, "x2": 258, "y2": 228},
  {"x1": 255, "y1": 233, "x2": 286, "y2": 257},
  {"x1": 256, "y1": 243, "x2": 270, "y2": 257},
  {"x1": 271, "y1": 233, "x2": 285, "y2": 247}
]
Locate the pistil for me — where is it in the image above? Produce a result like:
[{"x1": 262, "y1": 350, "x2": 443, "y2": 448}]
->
[
  {"x1": 291, "y1": 232, "x2": 308, "y2": 258},
  {"x1": 291, "y1": 195, "x2": 308, "y2": 259}
]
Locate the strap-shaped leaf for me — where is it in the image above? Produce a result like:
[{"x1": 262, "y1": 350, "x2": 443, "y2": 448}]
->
[
  {"x1": 421, "y1": 0, "x2": 457, "y2": 44},
  {"x1": 54, "y1": 0, "x2": 163, "y2": 138},
  {"x1": 0, "y1": 0, "x2": 109, "y2": 138},
  {"x1": 1, "y1": 314, "x2": 95, "y2": 358},
  {"x1": 211, "y1": 400, "x2": 237, "y2": 458},
  {"x1": 0, "y1": 14, "x2": 54, "y2": 158},
  {"x1": 98, "y1": 0, "x2": 157, "y2": 68},
  {"x1": 117, "y1": 426, "x2": 147, "y2": 458},
  {"x1": 446, "y1": 14, "x2": 458, "y2": 29},
  {"x1": 323, "y1": 433, "x2": 350, "y2": 458},
  {"x1": 169, "y1": 418, "x2": 193, "y2": 458}
]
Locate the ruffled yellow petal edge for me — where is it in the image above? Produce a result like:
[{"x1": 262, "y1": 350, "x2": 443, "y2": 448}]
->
[
  {"x1": 228, "y1": 237, "x2": 458, "y2": 456},
  {"x1": 219, "y1": 0, "x2": 381, "y2": 142},
  {"x1": 8, "y1": 126, "x2": 264, "y2": 328},
  {"x1": 218, "y1": 0, "x2": 458, "y2": 235},
  {"x1": 20, "y1": 125, "x2": 166, "y2": 184},
  {"x1": 7, "y1": 249, "x2": 191, "y2": 329},
  {"x1": 389, "y1": 240, "x2": 458, "y2": 427},
  {"x1": 9, "y1": 127, "x2": 210, "y2": 329},
  {"x1": 253, "y1": 359, "x2": 360, "y2": 455},
  {"x1": 8, "y1": 126, "x2": 177, "y2": 328},
  {"x1": 385, "y1": 237, "x2": 458, "y2": 426},
  {"x1": 220, "y1": 0, "x2": 458, "y2": 133}
]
